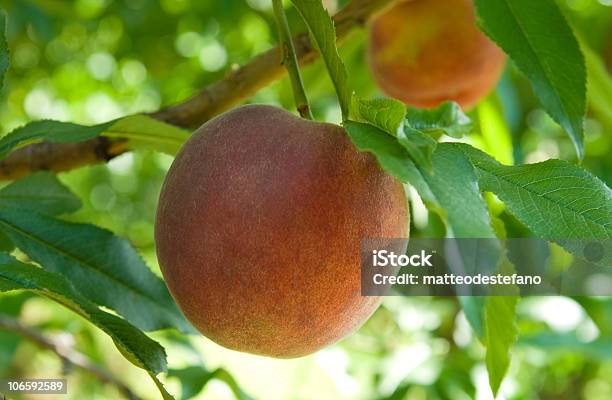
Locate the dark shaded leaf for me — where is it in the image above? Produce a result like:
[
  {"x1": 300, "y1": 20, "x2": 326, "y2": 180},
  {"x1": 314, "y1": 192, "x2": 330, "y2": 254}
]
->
[
  {"x1": 474, "y1": 0, "x2": 586, "y2": 158},
  {"x1": 0, "y1": 172, "x2": 81, "y2": 215},
  {"x1": 397, "y1": 127, "x2": 437, "y2": 171},
  {"x1": 0, "y1": 254, "x2": 174, "y2": 399},
  {"x1": 343, "y1": 121, "x2": 435, "y2": 203},
  {"x1": 0, "y1": 208, "x2": 195, "y2": 334}
]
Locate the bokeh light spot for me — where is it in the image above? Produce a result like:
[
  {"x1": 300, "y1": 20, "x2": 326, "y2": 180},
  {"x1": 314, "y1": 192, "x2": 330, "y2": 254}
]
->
[
  {"x1": 199, "y1": 39, "x2": 228, "y2": 72},
  {"x1": 121, "y1": 59, "x2": 147, "y2": 85},
  {"x1": 87, "y1": 52, "x2": 117, "y2": 81},
  {"x1": 175, "y1": 31, "x2": 203, "y2": 57},
  {"x1": 85, "y1": 92, "x2": 122, "y2": 122}
]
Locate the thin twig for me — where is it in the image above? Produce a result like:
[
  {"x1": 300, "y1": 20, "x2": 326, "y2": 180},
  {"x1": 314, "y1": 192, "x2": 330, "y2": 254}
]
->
[
  {"x1": 0, "y1": 314, "x2": 142, "y2": 400},
  {"x1": 272, "y1": 0, "x2": 313, "y2": 119},
  {"x1": 0, "y1": 0, "x2": 398, "y2": 181}
]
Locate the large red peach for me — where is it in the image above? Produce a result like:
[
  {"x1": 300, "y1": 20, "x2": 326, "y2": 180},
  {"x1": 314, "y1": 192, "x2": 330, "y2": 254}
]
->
[{"x1": 155, "y1": 105, "x2": 408, "y2": 358}]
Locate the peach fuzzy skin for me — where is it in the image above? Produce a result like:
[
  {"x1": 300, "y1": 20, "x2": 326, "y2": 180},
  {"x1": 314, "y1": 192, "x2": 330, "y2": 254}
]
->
[
  {"x1": 155, "y1": 105, "x2": 409, "y2": 358},
  {"x1": 368, "y1": 0, "x2": 506, "y2": 109}
]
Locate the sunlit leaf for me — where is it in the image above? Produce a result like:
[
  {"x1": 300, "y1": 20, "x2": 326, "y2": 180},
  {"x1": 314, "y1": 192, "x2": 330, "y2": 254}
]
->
[
  {"x1": 105, "y1": 115, "x2": 190, "y2": 155},
  {"x1": 484, "y1": 260, "x2": 519, "y2": 396},
  {"x1": 476, "y1": 98, "x2": 514, "y2": 165},
  {"x1": 351, "y1": 97, "x2": 406, "y2": 136}
]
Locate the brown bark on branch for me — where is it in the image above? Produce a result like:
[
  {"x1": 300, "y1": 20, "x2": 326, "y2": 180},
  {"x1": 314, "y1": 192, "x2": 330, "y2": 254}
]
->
[
  {"x1": 0, "y1": 0, "x2": 396, "y2": 181},
  {"x1": 0, "y1": 138, "x2": 128, "y2": 181},
  {"x1": 0, "y1": 314, "x2": 142, "y2": 400}
]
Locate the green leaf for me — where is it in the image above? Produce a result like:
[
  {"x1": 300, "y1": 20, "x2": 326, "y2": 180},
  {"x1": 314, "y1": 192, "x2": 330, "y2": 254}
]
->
[
  {"x1": 485, "y1": 295, "x2": 518, "y2": 395},
  {"x1": 459, "y1": 297, "x2": 486, "y2": 341},
  {"x1": 474, "y1": 0, "x2": 586, "y2": 158},
  {"x1": 405, "y1": 102, "x2": 472, "y2": 139},
  {"x1": 0, "y1": 254, "x2": 174, "y2": 400},
  {"x1": 291, "y1": 0, "x2": 351, "y2": 120},
  {"x1": 0, "y1": 172, "x2": 81, "y2": 215},
  {"x1": 484, "y1": 261, "x2": 519, "y2": 396},
  {"x1": 349, "y1": 98, "x2": 437, "y2": 169},
  {"x1": 398, "y1": 102, "x2": 472, "y2": 170},
  {"x1": 0, "y1": 208, "x2": 195, "y2": 334},
  {"x1": 397, "y1": 127, "x2": 437, "y2": 171},
  {"x1": 350, "y1": 97, "x2": 406, "y2": 136},
  {"x1": 104, "y1": 115, "x2": 190, "y2": 156},
  {"x1": 0, "y1": 114, "x2": 189, "y2": 161},
  {"x1": 520, "y1": 332, "x2": 612, "y2": 361},
  {"x1": 0, "y1": 120, "x2": 114, "y2": 160},
  {"x1": 343, "y1": 121, "x2": 435, "y2": 203},
  {"x1": 168, "y1": 366, "x2": 253, "y2": 400},
  {"x1": 457, "y1": 144, "x2": 612, "y2": 263},
  {"x1": 419, "y1": 144, "x2": 500, "y2": 342},
  {"x1": 0, "y1": 11, "x2": 8, "y2": 91},
  {"x1": 422, "y1": 144, "x2": 497, "y2": 238},
  {"x1": 400, "y1": 102, "x2": 472, "y2": 170},
  {"x1": 0, "y1": 173, "x2": 81, "y2": 253},
  {"x1": 350, "y1": 100, "x2": 470, "y2": 171}
]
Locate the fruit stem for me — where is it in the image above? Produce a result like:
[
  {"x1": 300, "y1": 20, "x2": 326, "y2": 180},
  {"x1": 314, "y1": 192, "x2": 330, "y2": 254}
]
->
[{"x1": 272, "y1": 0, "x2": 314, "y2": 120}]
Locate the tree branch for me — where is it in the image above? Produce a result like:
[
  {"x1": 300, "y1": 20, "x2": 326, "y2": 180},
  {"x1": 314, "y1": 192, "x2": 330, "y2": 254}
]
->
[
  {"x1": 0, "y1": 314, "x2": 142, "y2": 400},
  {"x1": 0, "y1": 138, "x2": 128, "y2": 181},
  {"x1": 0, "y1": 0, "x2": 396, "y2": 181}
]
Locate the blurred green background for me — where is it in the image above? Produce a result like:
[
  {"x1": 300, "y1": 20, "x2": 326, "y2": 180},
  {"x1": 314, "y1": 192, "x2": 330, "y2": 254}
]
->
[{"x1": 1, "y1": 0, "x2": 612, "y2": 399}]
